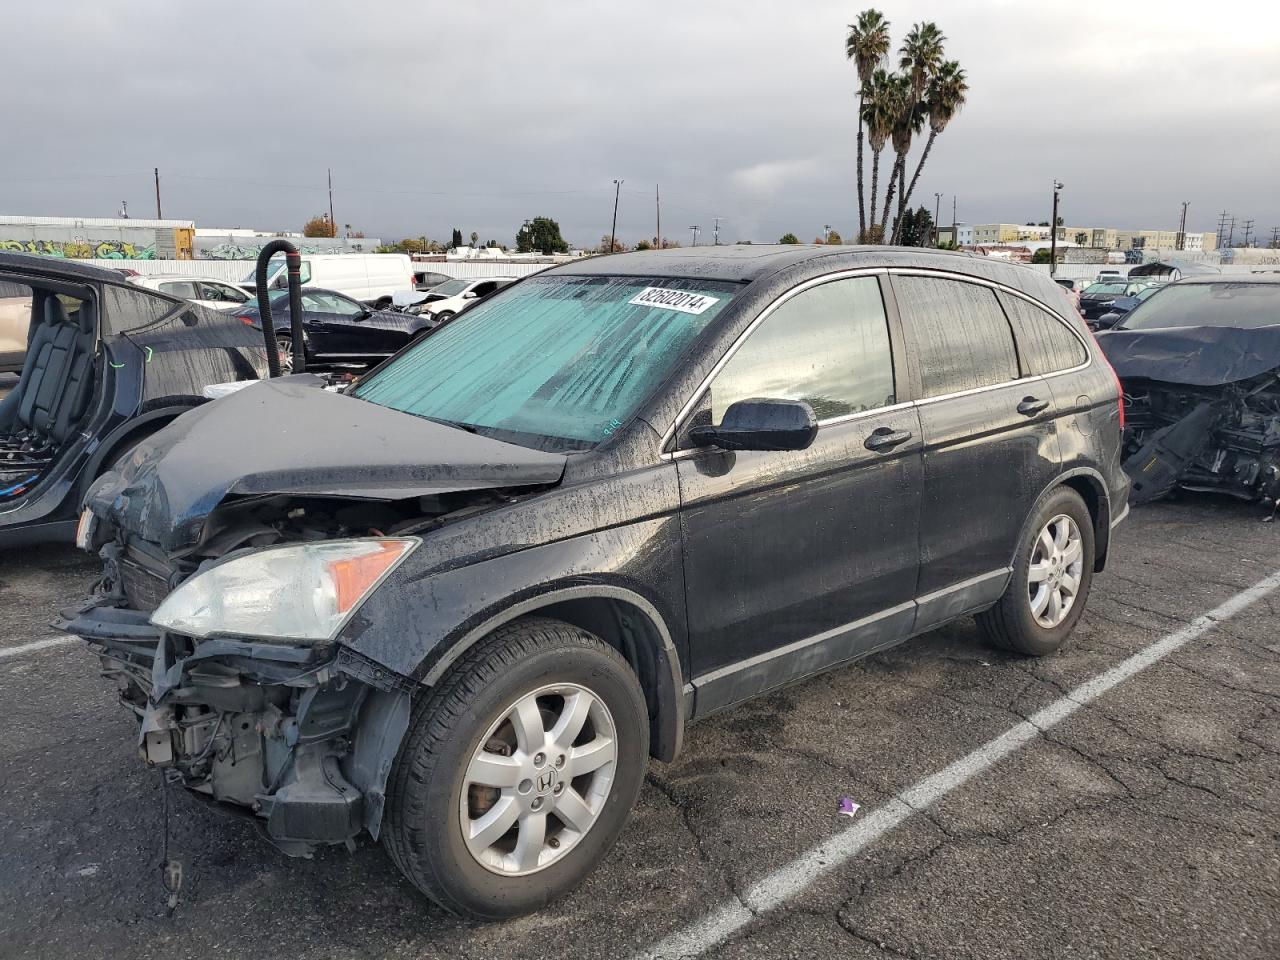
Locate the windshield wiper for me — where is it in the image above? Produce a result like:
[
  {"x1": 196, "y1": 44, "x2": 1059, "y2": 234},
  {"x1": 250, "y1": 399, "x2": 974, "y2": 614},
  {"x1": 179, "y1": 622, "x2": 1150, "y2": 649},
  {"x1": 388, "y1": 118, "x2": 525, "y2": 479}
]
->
[{"x1": 414, "y1": 414, "x2": 478, "y2": 434}]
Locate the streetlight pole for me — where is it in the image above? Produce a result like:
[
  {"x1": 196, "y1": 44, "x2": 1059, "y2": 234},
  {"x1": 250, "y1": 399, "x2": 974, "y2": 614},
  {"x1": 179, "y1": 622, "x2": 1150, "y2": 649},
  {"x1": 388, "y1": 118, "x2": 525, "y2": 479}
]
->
[
  {"x1": 933, "y1": 192, "x2": 942, "y2": 246},
  {"x1": 1050, "y1": 180, "x2": 1063, "y2": 276},
  {"x1": 610, "y1": 179, "x2": 623, "y2": 254}
]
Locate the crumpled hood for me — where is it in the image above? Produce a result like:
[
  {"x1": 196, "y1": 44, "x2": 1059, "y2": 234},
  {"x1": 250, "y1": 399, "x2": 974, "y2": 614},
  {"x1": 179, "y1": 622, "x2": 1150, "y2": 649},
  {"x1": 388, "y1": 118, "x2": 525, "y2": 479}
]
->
[
  {"x1": 1097, "y1": 324, "x2": 1280, "y2": 387},
  {"x1": 86, "y1": 376, "x2": 567, "y2": 552}
]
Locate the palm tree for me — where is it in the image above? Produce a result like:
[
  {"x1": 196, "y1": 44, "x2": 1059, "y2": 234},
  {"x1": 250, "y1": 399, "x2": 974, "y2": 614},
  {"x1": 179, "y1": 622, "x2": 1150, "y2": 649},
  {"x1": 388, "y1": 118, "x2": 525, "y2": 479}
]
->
[
  {"x1": 888, "y1": 22, "x2": 946, "y2": 241},
  {"x1": 899, "y1": 61, "x2": 968, "y2": 230},
  {"x1": 845, "y1": 10, "x2": 890, "y2": 242},
  {"x1": 877, "y1": 73, "x2": 918, "y2": 240},
  {"x1": 898, "y1": 21, "x2": 946, "y2": 101},
  {"x1": 861, "y1": 69, "x2": 897, "y2": 242}
]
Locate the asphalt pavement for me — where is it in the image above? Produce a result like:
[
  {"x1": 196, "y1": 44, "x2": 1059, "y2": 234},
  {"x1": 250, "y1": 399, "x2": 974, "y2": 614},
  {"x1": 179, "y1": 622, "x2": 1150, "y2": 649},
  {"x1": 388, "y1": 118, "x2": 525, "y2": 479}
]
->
[{"x1": 1, "y1": 496, "x2": 1277, "y2": 960}]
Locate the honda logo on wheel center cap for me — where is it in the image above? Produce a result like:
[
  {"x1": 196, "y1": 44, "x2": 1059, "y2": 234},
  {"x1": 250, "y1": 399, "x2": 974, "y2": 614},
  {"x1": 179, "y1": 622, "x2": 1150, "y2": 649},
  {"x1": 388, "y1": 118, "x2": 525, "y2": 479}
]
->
[{"x1": 535, "y1": 769, "x2": 558, "y2": 795}]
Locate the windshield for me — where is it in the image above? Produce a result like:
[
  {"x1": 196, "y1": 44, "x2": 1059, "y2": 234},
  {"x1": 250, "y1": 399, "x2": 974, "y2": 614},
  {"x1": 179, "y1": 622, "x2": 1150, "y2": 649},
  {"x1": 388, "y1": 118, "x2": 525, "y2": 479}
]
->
[
  {"x1": 429, "y1": 279, "x2": 472, "y2": 297},
  {"x1": 352, "y1": 274, "x2": 739, "y2": 450},
  {"x1": 1117, "y1": 282, "x2": 1280, "y2": 331},
  {"x1": 1084, "y1": 283, "x2": 1127, "y2": 296},
  {"x1": 242, "y1": 255, "x2": 283, "y2": 286}
]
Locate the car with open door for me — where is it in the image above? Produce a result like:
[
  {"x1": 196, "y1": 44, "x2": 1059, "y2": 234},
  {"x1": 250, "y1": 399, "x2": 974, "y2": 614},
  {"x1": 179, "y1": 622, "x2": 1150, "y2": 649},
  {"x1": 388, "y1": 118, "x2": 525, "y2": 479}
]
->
[
  {"x1": 0, "y1": 252, "x2": 269, "y2": 545},
  {"x1": 61, "y1": 246, "x2": 1127, "y2": 919},
  {"x1": 236, "y1": 286, "x2": 430, "y2": 372}
]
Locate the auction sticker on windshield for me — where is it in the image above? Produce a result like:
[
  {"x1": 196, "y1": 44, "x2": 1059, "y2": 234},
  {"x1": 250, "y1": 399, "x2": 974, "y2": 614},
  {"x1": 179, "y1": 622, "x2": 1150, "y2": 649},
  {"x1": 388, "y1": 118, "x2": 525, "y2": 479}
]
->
[{"x1": 628, "y1": 287, "x2": 721, "y2": 315}]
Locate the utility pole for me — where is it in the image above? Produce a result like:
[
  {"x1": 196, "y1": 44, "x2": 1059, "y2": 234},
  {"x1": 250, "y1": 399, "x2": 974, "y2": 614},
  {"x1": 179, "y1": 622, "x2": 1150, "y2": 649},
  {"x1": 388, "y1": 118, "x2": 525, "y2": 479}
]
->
[
  {"x1": 655, "y1": 184, "x2": 661, "y2": 250},
  {"x1": 1271, "y1": 227, "x2": 1280, "y2": 249},
  {"x1": 610, "y1": 179, "x2": 623, "y2": 254},
  {"x1": 1049, "y1": 180, "x2": 1063, "y2": 276},
  {"x1": 713, "y1": 218, "x2": 721, "y2": 245},
  {"x1": 1242, "y1": 219, "x2": 1255, "y2": 248},
  {"x1": 1227, "y1": 216, "x2": 1236, "y2": 248},
  {"x1": 952, "y1": 195, "x2": 957, "y2": 246},
  {"x1": 327, "y1": 168, "x2": 335, "y2": 238},
  {"x1": 154, "y1": 168, "x2": 162, "y2": 219},
  {"x1": 1216, "y1": 211, "x2": 1231, "y2": 250},
  {"x1": 1176, "y1": 201, "x2": 1188, "y2": 251},
  {"x1": 933, "y1": 192, "x2": 942, "y2": 246},
  {"x1": 689, "y1": 225, "x2": 700, "y2": 247}
]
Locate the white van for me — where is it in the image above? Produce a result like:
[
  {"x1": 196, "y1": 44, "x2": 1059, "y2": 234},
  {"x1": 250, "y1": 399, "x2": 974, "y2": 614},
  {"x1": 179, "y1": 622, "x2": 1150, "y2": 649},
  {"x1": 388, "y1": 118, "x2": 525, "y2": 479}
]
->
[{"x1": 244, "y1": 254, "x2": 414, "y2": 307}]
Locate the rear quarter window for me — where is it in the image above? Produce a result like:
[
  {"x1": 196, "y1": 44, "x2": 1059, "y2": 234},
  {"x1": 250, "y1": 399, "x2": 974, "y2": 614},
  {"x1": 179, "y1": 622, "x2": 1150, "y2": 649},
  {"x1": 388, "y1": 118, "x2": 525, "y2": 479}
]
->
[
  {"x1": 894, "y1": 275, "x2": 1017, "y2": 398},
  {"x1": 1000, "y1": 295, "x2": 1088, "y2": 375}
]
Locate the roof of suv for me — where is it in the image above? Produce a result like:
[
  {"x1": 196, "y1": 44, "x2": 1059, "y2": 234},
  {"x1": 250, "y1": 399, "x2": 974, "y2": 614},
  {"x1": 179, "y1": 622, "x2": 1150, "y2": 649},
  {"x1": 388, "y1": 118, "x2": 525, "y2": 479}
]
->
[{"x1": 549, "y1": 244, "x2": 1067, "y2": 306}]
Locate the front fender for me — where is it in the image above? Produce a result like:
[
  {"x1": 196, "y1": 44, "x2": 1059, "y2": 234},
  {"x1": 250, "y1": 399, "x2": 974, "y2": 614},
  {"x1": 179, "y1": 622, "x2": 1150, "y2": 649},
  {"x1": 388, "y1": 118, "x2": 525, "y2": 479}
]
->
[
  {"x1": 338, "y1": 515, "x2": 688, "y2": 759},
  {"x1": 341, "y1": 515, "x2": 686, "y2": 679}
]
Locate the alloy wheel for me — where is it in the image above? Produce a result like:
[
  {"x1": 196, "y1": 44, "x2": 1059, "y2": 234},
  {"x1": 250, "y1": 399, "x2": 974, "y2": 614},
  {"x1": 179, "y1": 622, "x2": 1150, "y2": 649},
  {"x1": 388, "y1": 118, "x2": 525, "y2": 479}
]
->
[
  {"x1": 1027, "y1": 513, "x2": 1084, "y2": 628},
  {"x1": 459, "y1": 683, "x2": 618, "y2": 877}
]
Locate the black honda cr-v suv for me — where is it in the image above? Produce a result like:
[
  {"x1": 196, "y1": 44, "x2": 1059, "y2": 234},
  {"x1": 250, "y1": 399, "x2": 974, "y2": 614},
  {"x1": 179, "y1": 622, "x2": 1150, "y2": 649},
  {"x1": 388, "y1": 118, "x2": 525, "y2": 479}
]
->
[{"x1": 62, "y1": 246, "x2": 1128, "y2": 918}]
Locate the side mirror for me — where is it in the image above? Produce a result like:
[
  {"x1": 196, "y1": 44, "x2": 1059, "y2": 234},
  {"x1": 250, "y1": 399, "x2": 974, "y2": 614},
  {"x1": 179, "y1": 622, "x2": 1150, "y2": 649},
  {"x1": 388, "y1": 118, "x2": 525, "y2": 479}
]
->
[
  {"x1": 462, "y1": 291, "x2": 478, "y2": 300},
  {"x1": 688, "y1": 398, "x2": 818, "y2": 452}
]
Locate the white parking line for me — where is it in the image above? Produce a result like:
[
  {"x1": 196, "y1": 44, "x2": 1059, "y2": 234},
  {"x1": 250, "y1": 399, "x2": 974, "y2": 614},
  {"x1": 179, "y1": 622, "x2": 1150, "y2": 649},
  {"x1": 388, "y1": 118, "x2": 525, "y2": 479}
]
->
[
  {"x1": 639, "y1": 568, "x2": 1280, "y2": 959},
  {"x1": 0, "y1": 636, "x2": 77, "y2": 660}
]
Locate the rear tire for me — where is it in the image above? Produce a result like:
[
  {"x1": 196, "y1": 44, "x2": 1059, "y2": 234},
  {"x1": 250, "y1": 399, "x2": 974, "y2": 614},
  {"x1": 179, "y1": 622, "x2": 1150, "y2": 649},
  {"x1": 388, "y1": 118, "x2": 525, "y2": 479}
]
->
[
  {"x1": 977, "y1": 486, "x2": 1095, "y2": 656},
  {"x1": 382, "y1": 617, "x2": 648, "y2": 919}
]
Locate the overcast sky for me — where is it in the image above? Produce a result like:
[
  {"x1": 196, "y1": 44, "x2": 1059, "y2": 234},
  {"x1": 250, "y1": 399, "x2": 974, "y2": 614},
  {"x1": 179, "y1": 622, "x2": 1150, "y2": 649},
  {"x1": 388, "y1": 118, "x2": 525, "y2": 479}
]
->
[{"x1": 5, "y1": 0, "x2": 1278, "y2": 247}]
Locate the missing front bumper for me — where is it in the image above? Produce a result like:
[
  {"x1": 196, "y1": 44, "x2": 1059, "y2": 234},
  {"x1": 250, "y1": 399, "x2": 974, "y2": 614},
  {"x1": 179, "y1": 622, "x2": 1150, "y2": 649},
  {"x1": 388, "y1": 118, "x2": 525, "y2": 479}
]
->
[{"x1": 56, "y1": 597, "x2": 411, "y2": 855}]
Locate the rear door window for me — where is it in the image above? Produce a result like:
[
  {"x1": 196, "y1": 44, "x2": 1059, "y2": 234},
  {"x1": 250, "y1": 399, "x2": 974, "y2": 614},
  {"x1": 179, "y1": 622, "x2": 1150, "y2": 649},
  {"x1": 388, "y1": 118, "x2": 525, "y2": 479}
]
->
[
  {"x1": 1001, "y1": 295, "x2": 1088, "y2": 375},
  {"x1": 159, "y1": 281, "x2": 200, "y2": 300},
  {"x1": 893, "y1": 275, "x2": 1017, "y2": 398},
  {"x1": 708, "y1": 276, "x2": 895, "y2": 422}
]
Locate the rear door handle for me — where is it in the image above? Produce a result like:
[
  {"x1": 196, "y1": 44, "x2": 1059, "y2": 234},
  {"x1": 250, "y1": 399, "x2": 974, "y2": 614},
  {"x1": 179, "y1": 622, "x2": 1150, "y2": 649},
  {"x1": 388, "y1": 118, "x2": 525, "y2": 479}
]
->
[
  {"x1": 1017, "y1": 396, "x2": 1050, "y2": 417},
  {"x1": 864, "y1": 427, "x2": 913, "y2": 451}
]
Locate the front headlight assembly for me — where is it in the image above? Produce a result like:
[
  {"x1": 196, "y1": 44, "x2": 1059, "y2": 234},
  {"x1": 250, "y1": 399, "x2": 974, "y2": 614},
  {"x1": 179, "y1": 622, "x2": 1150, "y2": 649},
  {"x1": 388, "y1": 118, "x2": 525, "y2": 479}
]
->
[{"x1": 151, "y1": 538, "x2": 419, "y2": 643}]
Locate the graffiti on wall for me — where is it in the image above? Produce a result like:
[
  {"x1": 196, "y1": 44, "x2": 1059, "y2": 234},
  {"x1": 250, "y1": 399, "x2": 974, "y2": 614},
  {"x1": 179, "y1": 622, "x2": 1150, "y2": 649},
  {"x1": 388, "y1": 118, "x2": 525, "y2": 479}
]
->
[
  {"x1": 0, "y1": 238, "x2": 158, "y2": 260},
  {"x1": 195, "y1": 237, "x2": 375, "y2": 259}
]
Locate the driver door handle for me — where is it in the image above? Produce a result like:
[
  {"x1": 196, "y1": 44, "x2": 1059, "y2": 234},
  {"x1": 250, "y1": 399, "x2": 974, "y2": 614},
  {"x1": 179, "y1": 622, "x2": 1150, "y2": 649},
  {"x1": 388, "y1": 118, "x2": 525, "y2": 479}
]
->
[
  {"x1": 1017, "y1": 396, "x2": 1050, "y2": 417},
  {"x1": 864, "y1": 426, "x2": 913, "y2": 451}
]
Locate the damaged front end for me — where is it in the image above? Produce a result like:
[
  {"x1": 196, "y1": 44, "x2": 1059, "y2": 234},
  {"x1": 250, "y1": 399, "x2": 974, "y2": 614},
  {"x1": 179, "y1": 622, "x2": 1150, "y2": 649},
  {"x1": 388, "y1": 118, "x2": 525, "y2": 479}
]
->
[
  {"x1": 58, "y1": 551, "x2": 412, "y2": 855},
  {"x1": 55, "y1": 377, "x2": 568, "y2": 854},
  {"x1": 1121, "y1": 374, "x2": 1280, "y2": 506}
]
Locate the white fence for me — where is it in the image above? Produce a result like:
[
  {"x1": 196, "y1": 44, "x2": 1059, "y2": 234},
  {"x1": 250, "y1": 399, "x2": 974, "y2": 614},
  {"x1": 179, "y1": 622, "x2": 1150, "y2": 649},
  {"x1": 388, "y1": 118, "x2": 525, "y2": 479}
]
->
[{"x1": 79, "y1": 258, "x2": 554, "y2": 282}]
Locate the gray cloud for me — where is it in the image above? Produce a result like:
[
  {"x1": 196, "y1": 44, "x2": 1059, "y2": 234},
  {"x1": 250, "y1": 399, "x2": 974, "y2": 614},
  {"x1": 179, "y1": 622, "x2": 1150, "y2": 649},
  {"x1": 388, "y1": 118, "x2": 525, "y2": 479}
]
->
[{"x1": 4, "y1": 0, "x2": 1278, "y2": 247}]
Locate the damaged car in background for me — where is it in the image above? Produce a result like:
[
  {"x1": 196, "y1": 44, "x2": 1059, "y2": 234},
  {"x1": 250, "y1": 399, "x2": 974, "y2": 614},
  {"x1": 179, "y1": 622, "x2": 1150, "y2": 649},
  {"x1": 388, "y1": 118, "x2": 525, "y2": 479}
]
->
[
  {"x1": 59, "y1": 247, "x2": 1126, "y2": 919},
  {"x1": 1096, "y1": 275, "x2": 1280, "y2": 506},
  {"x1": 0, "y1": 253, "x2": 268, "y2": 545}
]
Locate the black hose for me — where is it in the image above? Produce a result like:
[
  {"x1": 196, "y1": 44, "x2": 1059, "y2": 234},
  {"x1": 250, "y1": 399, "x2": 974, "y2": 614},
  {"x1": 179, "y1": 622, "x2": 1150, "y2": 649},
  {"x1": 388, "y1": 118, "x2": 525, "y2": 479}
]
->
[{"x1": 253, "y1": 240, "x2": 306, "y2": 377}]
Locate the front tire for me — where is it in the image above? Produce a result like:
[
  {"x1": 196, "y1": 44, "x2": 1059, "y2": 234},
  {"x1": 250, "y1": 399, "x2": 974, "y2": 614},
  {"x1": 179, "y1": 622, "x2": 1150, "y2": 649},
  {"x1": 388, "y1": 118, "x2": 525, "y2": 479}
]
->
[
  {"x1": 382, "y1": 617, "x2": 649, "y2": 919},
  {"x1": 977, "y1": 486, "x2": 1095, "y2": 656}
]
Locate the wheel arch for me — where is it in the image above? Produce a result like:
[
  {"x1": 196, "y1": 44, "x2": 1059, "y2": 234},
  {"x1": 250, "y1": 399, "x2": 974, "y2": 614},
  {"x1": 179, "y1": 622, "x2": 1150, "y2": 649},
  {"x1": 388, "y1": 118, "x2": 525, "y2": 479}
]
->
[
  {"x1": 421, "y1": 585, "x2": 686, "y2": 763},
  {"x1": 1037, "y1": 468, "x2": 1112, "y2": 572}
]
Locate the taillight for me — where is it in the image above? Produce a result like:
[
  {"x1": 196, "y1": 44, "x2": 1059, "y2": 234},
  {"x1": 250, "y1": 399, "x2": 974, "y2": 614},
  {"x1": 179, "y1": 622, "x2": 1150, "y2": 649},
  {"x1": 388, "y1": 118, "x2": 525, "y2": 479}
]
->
[{"x1": 237, "y1": 315, "x2": 254, "y2": 326}]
